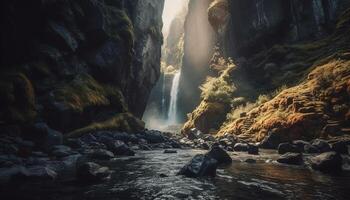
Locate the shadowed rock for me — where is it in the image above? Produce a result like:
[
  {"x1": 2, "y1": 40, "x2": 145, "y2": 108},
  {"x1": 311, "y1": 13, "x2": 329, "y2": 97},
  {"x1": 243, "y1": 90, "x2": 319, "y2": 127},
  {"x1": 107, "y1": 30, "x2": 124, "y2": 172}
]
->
[
  {"x1": 277, "y1": 153, "x2": 303, "y2": 165},
  {"x1": 310, "y1": 152, "x2": 342, "y2": 173}
]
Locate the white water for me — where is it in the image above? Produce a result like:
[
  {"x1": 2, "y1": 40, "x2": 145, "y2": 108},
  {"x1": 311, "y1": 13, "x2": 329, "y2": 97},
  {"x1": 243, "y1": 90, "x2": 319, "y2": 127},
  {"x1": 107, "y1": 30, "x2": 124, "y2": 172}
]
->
[
  {"x1": 167, "y1": 71, "x2": 181, "y2": 124},
  {"x1": 161, "y1": 72, "x2": 166, "y2": 117}
]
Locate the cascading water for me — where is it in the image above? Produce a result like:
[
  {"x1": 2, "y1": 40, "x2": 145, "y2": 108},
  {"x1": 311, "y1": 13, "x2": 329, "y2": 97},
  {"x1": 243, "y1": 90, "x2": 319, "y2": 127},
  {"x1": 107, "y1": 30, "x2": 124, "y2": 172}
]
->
[
  {"x1": 167, "y1": 71, "x2": 181, "y2": 124},
  {"x1": 161, "y1": 73, "x2": 166, "y2": 118}
]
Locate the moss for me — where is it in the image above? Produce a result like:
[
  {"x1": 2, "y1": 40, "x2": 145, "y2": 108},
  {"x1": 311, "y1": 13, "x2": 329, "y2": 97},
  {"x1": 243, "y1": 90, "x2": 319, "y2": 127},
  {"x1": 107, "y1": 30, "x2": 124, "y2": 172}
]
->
[
  {"x1": 0, "y1": 72, "x2": 37, "y2": 123},
  {"x1": 66, "y1": 112, "x2": 145, "y2": 138},
  {"x1": 53, "y1": 74, "x2": 127, "y2": 113},
  {"x1": 200, "y1": 58, "x2": 237, "y2": 104},
  {"x1": 105, "y1": 6, "x2": 134, "y2": 50},
  {"x1": 182, "y1": 101, "x2": 228, "y2": 135}
]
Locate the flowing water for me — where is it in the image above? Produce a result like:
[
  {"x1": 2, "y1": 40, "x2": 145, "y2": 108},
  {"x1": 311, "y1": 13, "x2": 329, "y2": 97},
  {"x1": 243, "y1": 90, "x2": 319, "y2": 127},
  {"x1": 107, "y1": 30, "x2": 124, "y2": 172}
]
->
[
  {"x1": 167, "y1": 71, "x2": 181, "y2": 124},
  {"x1": 19, "y1": 149, "x2": 350, "y2": 200}
]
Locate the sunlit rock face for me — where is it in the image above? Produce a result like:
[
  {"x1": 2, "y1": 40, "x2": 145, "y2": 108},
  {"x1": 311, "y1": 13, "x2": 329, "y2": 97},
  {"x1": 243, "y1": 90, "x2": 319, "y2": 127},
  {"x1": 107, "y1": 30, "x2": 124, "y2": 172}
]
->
[
  {"x1": 177, "y1": 0, "x2": 216, "y2": 122},
  {"x1": 0, "y1": 0, "x2": 164, "y2": 133},
  {"x1": 224, "y1": 0, "x2": 348, "y2": 57}
]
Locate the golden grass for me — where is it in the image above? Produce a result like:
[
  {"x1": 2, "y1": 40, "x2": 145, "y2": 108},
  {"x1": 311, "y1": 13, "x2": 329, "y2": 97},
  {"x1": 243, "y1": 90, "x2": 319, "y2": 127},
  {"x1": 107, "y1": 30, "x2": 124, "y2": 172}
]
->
[{"x1": 66, "y1": 112, "x2": 145, "y2": 138}]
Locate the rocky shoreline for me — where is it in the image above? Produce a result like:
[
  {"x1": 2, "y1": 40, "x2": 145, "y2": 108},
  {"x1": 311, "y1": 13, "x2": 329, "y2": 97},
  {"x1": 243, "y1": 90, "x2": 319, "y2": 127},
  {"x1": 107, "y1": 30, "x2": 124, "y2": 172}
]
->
[{"x1": 1, "y1": 123, "x2": 349, "y2": 191}]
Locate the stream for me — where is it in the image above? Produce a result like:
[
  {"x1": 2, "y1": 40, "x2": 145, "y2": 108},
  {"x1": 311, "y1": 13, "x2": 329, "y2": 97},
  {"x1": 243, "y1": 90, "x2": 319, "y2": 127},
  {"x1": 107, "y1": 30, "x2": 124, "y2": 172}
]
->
[{"x1": 14, "y1": 149, "x2": 350, "y2": 200}]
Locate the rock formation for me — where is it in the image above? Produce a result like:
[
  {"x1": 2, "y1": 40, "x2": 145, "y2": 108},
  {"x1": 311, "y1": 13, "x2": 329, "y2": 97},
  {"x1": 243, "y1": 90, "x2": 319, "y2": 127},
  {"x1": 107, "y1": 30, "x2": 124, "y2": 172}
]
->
[
  {"x1": 0, "y1": 0, "x2": 164, "y2": 135},
  {"x1": 182, "y1": 0, "x2": 350, "y2": 147}
]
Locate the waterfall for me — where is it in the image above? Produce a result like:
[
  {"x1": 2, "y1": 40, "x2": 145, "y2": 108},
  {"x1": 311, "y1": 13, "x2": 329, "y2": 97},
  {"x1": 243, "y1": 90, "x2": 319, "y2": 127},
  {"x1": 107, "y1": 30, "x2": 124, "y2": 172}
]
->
[
  {"x1": 167, "y1": 71, "x2": 181, "y2": 124},
  {"x1": 161, "y1": 73, "x2": 166, "y2": 118}
]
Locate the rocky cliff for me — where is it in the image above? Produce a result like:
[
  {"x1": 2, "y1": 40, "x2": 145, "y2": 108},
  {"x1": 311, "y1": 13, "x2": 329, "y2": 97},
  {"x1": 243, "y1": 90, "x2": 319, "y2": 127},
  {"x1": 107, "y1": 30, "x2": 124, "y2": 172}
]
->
[
  {"x1": 0, "y1": 0, "x2": 164, "y2": 136},
  {"x1": 177, "y1": 0, "x2": 216, "y2": 122},
  {"x1": 182, "y1": 0, "x2": 350, "y2": 146}
]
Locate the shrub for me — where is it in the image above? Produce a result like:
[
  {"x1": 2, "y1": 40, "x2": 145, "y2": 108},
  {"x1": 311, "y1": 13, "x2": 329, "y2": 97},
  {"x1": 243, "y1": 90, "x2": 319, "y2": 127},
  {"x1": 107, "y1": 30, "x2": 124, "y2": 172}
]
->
[{"x1": 200, "y1": 57, "x2": 236, "y2": 104}]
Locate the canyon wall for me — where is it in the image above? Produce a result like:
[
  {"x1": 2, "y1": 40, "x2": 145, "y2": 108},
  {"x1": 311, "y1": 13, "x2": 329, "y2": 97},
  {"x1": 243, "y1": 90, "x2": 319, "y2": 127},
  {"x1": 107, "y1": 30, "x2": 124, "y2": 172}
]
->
[
  {"x1": 183, "y1": 0, "x2": 350, "y2": 146},
  {"x1": 0, "y1": 0, "x2": 164, "y2": 135},
  {"x1": 177, "y1": 0, "x2": 216, "y2": 122}
]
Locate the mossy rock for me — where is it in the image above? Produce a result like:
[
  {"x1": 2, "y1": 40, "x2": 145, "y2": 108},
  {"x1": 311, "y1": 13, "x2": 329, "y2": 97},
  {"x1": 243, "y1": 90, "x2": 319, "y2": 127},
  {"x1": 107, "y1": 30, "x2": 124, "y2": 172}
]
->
[
  {"x1": 182, "y1": 101, "x2": 228, "y2": 135},
  {"x1": 0, "y1": 72, "x2": 37, "y2": 123},
  {"x1": 52, "y1": 73, "x2": 127, "y2": 113},
  {"x1": 66, "y1": 112, "x2": 145, "y2": 138}
]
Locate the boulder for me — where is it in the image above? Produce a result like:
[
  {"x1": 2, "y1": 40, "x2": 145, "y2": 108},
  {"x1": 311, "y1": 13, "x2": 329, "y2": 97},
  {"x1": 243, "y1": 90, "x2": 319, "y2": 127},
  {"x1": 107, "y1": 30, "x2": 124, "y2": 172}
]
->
[
  {"x1": 233, "y1": 143, "x2": 249, "y2": 152},
  {"x1": 277, "y1": 153, "x2": 303, "y2": 165},
  {"x1": 106, "y1": 140, "x2": 135, "y2": 156},
  {"x1": 177, "y1": 154, "x2": 218, "y2": 177},
  {"x1": 248, "y1": 144, "x2": 259, "y2": 155},
  {"x1": 310, "y1": 152, "x2": 342, "y2": 173},
  {"x1": 164, "y1": 150, "x2": 177, "y2": 154},
  {"x1": 304, "y1": 144, "x2": 319, "y2": 153},
  {"x1": 331, "y1": 141, "x2": 350, "y2": 155},
  {"x1": 50, "y1": 145, "x2": 74, "y2": 158},
  {"x1": 88, "y1": 149, "x2": 114, "y2": 160},
  {"x1": 206, "y1": 146, "x2": 232, "y2": 165},
  {"x1": 311, "y1": 139, "x2": 331, "y2": 153},
  {"x1": 31, "y1": 123, "x2": 63, "y2": 150},
  {"x1": 292, "y1": 140, "x2": 310, "y2": 152},
  {"x1": 77, "y1": 162, "x2": 111, "y2": 182},
  {"x1": 278, "y1": 143, "x2": 300, "y2": 154}
]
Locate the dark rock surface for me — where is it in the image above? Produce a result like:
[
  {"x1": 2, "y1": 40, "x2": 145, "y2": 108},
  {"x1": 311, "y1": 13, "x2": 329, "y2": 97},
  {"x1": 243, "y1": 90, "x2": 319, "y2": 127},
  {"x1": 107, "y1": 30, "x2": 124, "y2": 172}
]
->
[
  {"x1": 1, "y1": 0, "x2": 165, "y2": 134},
  {"x1": 310, "y1": 152, "x2": 343, "y2": 173},
  {"x1": 77, "y1": 162, "x2": 111, "y2": 182},
  {"x1": 206, "y1": 145, "x2": 232, "y2": 165},
  {"x1": 311, "y1": 139, "x2": 331, "y2": 153},
  {"x1": 178, "y1": 146, "x2": 231, "y2": 178},
  {"x1": 278, "y1": 143, "x2": 301, "y2": 154},
  {"x1": 178, "y1": 154, "x2": 218, "y2": 178},
  {"x1": 277, "y1": 153, "x2": 303, "y2": 165}
]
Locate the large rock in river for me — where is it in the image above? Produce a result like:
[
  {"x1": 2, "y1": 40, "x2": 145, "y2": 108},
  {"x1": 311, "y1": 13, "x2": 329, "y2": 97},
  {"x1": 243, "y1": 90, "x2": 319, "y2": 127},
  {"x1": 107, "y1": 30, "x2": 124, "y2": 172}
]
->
[
  {"x1": 310, "y1": 152, "x2": 343, "y2": 173},
  {"x1": 178, "y1": 154, "x2": 218, "y2": 178}
]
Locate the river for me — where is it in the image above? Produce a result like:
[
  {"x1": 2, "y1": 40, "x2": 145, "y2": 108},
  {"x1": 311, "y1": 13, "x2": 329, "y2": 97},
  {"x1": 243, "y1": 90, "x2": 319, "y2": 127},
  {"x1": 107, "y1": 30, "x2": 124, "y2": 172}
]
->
[{"x1": 15, "y1": 149, "x2": 349, "y2": 200}]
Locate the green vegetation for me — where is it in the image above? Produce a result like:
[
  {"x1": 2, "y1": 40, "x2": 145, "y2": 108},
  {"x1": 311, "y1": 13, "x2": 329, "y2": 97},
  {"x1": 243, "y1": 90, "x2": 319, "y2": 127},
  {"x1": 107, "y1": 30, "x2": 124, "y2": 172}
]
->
[
  {"x1": 66, "y1": 112, "x2": 145, "y2": 138},
  {"x1": 0, "y1": 72, "x2": 37, "y2": 123},
  {"x1": 200, "y1": 58, "x2": 236, "y2": 104},
  {"x1": 105, "y1": 6, "x2": 134, "y2": 55},
  {"x1": 53, "y1": 74, "x2": 127, "y2": 113}
]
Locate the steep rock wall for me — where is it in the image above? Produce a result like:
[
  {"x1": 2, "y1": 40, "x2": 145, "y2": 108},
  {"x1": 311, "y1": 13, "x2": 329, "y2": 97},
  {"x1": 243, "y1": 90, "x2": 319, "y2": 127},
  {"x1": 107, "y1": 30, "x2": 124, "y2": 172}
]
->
[
  {"x1": 177, "y1": 0, "x2": 216, "y2": 122},
  {"x1": 0, "y1": 0, "x2": 164, "y2": 134},
  {"x1": 224, "y1": 0, "x2": 350, "y2": 57}
]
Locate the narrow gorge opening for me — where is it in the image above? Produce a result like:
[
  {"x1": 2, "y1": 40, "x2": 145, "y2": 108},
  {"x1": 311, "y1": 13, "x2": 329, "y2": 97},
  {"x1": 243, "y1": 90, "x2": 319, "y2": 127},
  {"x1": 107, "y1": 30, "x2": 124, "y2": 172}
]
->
[{"x1": 143, "y1": 0, "x2": 189, "y2": 131}]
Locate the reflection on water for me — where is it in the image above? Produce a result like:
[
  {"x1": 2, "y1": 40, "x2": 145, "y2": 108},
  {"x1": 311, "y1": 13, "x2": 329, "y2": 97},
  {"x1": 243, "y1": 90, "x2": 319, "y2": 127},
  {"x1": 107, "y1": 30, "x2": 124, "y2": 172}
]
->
[{"x1": 11, "y1": 150, "x2": 350, "y2": 200}]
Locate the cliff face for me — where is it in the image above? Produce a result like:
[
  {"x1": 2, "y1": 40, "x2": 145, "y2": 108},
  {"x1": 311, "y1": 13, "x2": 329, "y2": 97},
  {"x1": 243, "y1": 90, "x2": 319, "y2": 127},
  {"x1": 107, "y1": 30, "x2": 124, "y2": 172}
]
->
[
  {"x1": 224, "y1": 0, "x2": 349, "y2": 57},
  {"x1": 0, "y1": 0, "x2": 164, "y2": 134},
  {"x1": 177, "y1": 0, "x2": 216, "y2": 122},
  {"x1": 182, "y1": 0, "x2": 350, "y2": 145}
]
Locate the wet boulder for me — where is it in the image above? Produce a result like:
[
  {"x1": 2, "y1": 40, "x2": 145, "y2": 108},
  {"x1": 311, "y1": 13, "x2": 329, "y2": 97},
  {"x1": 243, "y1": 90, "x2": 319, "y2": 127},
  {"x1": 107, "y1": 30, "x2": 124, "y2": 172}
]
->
[
  {"x1": 310, "y1": 152, "x2": 342, "y2": 173},
  {"x1": 331, "y1": 140, "x2": 350, "y2": 155},
  {"x1": 177, "y1": 154, "x2": 218, "y2": 177},
  {"x1": 278, "y1": 143, "x2": 300, "y2": 154},
  {"x1": 248, "y1": 144, "x2": 259, "y2": 155},
  {"x1": 277, "y1": 153, "x2": 303, "y2": 165},
  {"x1": 106, "y1": 140, "x2": 135, "y2": 156},
  {"x1": 50, "y1": 145, "x2": 74, "y2": 158},
  {"x1": 88, "y1": 149, "x2": 114, "y2": 160},
  {"x1": 292, "y1": 140, "x2": 310, "y2": 152},
  {"x1": 77, "y1": 162, "x2": 111, "y2": 182},
  {"x1": 304, "y1": 144, "x2": 319, "y2": 153},
  {"x1": 233, "y1": 143, "x2": 249, "y2": 152},
  {"x1": 30, "y1": 123, "x2": 63, "y2": 150},
  {"x1": 311, "y1": 139, "x2": 331, "y2": 153},
  {"x1": 206, "y1": 146, "x2": 232, "y2": 165}
]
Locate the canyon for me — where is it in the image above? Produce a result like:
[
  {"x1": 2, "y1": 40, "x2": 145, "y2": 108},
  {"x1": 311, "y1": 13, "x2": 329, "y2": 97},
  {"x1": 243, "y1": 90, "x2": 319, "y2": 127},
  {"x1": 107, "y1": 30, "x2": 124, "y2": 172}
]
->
[{"x1": 1, "y1": 0, "x2": 350, "y2": 199}]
